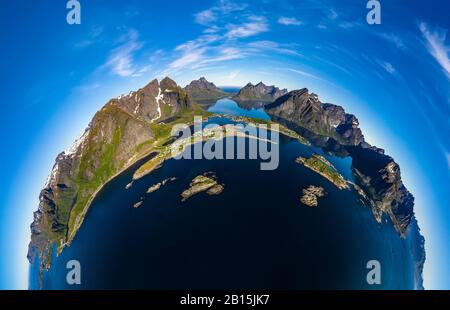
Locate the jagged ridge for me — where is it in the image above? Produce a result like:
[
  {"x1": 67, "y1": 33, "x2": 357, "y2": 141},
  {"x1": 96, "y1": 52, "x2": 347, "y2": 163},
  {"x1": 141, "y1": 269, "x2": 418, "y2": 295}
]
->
[
  {"x1": 233, "y1": 81, "x2": 288, "y2": 102},
  {"x1": 28, "y1": 77, "x2": 199, "y2": 274},
  {"x1": 185, "y1": 77, "x2": 228, "y2": 102}
]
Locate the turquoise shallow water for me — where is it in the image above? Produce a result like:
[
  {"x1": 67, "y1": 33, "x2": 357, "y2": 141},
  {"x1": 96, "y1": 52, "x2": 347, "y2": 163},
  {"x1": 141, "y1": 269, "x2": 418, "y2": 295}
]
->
[{"x1": 29, "y1": 100, "x2": 417, "y2": 289}]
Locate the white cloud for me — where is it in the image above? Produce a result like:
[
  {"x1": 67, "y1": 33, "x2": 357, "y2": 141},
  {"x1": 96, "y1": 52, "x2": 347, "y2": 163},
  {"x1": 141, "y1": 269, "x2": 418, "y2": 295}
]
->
[
  {"x1": 203, "y1": 26, "x2": 221, "y2": 34},
  {"x1": 446, "y1": 151, "x2": 450, "y2": 170},
  {"x1": 419, "y1": 22, "x2": 450, "y2": 78},
  {"x1": 377, "y1": 33, "x2": 406, "y2": 49},
  {"x1": 248, "y1": 41, "x2": 302, "y2": 57},
  {"x1": 328, "y1": 8, "x2": 338, "y2": 20},
  {"x1": 278, "y1": 17, "x2": 302, "y2": 26},
  {"x1": 195, "y1": 9, "x2": 216, "y2": 25},
  {"x1": 194, "y1": 0, "x2": 247, "y2": 26},
  {"x1": 227, "y1": 70, "x2": 240, "y2": 80},
  {"x1": 170, "y1": 49, "x2": 205, "y2": 69},
  {"x1": 217, "y1": 0, "x2": 248, "y2": 13},
  {"x1": 167, "y1": 34, "x2": 245, "y2": 72},
  {"x1": 226, "y1": 16, "x2": 269, "y2": 39},
  {"x1": 103, "y1": 29, "x2": 143, "y2": 77},
  {"x1": 381, "y1": 62, "x2": 396, "y2": 74},
  {"x1": 74, "y1": 25, "x2": 104, "y2": 48},
  {"x1": 287, "y1": 68, "x2": 322, "y2": 80},
  {"x1": 338, "y1": 21, "x2": 358, "y2": 29},
  {"x1": 199, "y1": 47, "x2": 246, "y2": 65}
]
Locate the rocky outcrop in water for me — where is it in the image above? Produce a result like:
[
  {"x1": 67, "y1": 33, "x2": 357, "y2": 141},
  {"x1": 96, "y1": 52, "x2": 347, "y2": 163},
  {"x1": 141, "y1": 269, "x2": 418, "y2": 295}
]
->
[
  {"x1": 181, "y1": 172, "x2": 224, "y2": 202},
  {"x1": 300, "y1": 186, "x2": 327, "y2": 207}
]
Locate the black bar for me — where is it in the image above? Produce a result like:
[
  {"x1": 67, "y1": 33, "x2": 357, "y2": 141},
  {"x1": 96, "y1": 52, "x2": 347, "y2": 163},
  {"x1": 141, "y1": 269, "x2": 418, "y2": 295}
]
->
[{"x1": 0, "y1": 290, "x2": 448, "y2": 307}]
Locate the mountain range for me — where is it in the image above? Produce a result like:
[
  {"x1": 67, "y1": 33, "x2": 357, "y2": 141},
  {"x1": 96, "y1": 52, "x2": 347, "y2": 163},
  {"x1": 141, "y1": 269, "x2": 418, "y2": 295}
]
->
[
  {"x1": 28, "y1": 77, "x2": 424, "y2": 289},
  {"x1": 234, "y1": 82, "x2": 288, "y2": 103},
  {"x1": 184, "y1": 77, "x2": 229, "y2": 102}
]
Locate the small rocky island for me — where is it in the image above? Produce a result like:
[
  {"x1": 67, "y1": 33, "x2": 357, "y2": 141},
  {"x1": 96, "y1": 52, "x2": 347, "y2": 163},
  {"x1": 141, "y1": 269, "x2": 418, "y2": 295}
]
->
[
  {"x1": 181, "y1": 172, "x2": 225, "y2": 202},
  {"x1": 296, "y1": 155, "x2": 348, "y2": 190},
  {"x1": 147, "y1": 177, "x2": 177, "y2": 194},
  {"x1": 133, "y1": 199, "x2": 144, "y2": 209},
  {"x1": 300, "y1": 185, "x2": 327, "y2": 207}
]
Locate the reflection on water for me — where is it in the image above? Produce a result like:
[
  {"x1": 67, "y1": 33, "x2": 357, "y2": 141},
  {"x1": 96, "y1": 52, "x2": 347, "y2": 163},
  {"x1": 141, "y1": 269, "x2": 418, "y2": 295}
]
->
[{"x1": 207, "y1": 98, "x2": 271, "y2": 120}]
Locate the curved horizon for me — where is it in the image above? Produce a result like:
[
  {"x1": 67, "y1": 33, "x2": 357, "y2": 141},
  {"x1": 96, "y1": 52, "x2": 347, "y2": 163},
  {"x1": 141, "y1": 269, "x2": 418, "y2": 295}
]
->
[{"x1": 0, "y1": 0, "x2": 449, "y2": 290}]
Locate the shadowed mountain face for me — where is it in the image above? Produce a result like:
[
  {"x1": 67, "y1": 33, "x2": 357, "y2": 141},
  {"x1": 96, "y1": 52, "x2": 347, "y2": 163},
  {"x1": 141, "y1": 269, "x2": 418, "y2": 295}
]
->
[
  {"x1": 185, "y1": 77, "x2": 228, "y2": 102},
  {"x1": 233, "y1": 82, "x2": 288, "y2": 103},
  {"x1": 265, "y1": 88, "x2": 364, "y2": 146},
  {"x1": 28, "y1": 77, "x2": 194, "y2": 275},
  {"x1": 265, "y1": 88, "x2": 419, "y2": 239}
]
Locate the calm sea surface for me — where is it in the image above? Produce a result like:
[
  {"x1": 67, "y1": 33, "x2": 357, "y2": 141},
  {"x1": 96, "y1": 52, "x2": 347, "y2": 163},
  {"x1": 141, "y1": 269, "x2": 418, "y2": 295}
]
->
[{"x1": 29, "y1": 99, "x2": 416, "y2": 289}]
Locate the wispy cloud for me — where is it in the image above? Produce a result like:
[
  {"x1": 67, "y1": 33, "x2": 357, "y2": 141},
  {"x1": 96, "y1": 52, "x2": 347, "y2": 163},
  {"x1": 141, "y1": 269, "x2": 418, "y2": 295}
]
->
[
  {"x1": 446, "y1": 151, "x2": 450, "y2": 170},
  {"x1": 328, "y1": 8, "x2": 338, "y2": 20},
  {"x1": 338, "y1": 21, "x2": 358, "y2": 29},
  {"x1": 226, "y1": 16, "x2": 269, "y2": 39},
  {"x1": 419, "y1": 22, "x2": 450, "y2": 78},
  {"x1": 74, "y1": 25, "x2": 104, "y2": 49},
  {"x1": 248, "y1": 41, "x2": 302, "y2": 57},
  {"x1": 287, "y1": 68, "x2": 322, "y2": 80},
  {"x1": 217, "y1": 0, "x2": 248, "y2": 13},
  {"x1": 166, "y1": 1, "x2": 301, "y2": 76},
  {"x1": 278, "y1": 17, "x2": 302, "y2": 26},
  {"x1": 195, "y1": 9, "x2": 217, "y2": 25},
  {"x1": 377, "y1": 33, "x2": 406, "y2": 49},
  {"x1": 203, "y1": 26, "x2": 221, "y2": 34},
  {"x1": 170, "y1": 50, "x2": 205, "y2": 70},
  {"x1": 103, "y1": 29, "x2": 143, "y2": 77},
  {"x1": 381, "y1": 61, "x2": 396, "y2": 74},
  {"x1": 227, "y1": 70, "x2": 240, "y2": 80},
  {"x1": 194, "y1": 0, "x2": 247, "y2": 26},
  {"x1": 166, "y1": 34, "x2": 245, "y2": 73}
]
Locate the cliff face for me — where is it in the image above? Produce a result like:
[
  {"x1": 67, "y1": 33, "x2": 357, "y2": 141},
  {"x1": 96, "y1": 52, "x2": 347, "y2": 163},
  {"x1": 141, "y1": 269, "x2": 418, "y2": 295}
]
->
[
  {"x1": 349, "y1": 146, "x2": 415, "y2": 236},
  {"x1": 28, "y1": 77, "x2": 192, "y2": 272},
  {"x1": 266, "y1": 89, "x2": 364, "y2": 146},
  {"x1": 185, "y1": 77, "x2": 227, "y2": 102},
  {"x1": 264, "y1": 87, "x2": 424, "y2": 287},
  {"x1": 265, "y1": 89, "x2": 414, "y2": 236},
  {"x1": 233, "y1": 82, "x2": 288, "y2": 102}
]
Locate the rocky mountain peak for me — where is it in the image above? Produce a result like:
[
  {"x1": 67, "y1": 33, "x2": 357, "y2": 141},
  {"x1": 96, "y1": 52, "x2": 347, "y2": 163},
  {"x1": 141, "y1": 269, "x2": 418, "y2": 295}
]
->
[
  {"x1": 141, "y1": 78, "x2": 159, "y2": 94},
  {"x1": 184, "y1": 77, "x2": 227, "y2": 101},
  {"x1": 160, "y1": 76, "x2": 178, "y2": 91},
  {"x1": 266, "y1": 89, "x2": 364, "y2": 146},
  {"x1": 234, "y1": 81, "x2": 288, "y2": 102}
]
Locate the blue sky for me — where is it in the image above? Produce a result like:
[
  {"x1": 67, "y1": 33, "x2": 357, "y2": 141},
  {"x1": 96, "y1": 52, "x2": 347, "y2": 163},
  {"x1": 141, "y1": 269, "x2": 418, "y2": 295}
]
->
[{"x1": 0, "y1": 0, "x2": 449, "y2": 289}]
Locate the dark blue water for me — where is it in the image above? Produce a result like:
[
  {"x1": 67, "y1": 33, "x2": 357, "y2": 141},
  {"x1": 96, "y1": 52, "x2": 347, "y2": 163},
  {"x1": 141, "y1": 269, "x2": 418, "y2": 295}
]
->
[
  {"x1": 208, "y1": 98, "x2": 271, "y2": 121},
  {"x1": 30, "y1": 99, "x2": 418, "y2": 289},
  {"x1": 220, "y1": 87, "x2": 240, "y2": 95}
]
